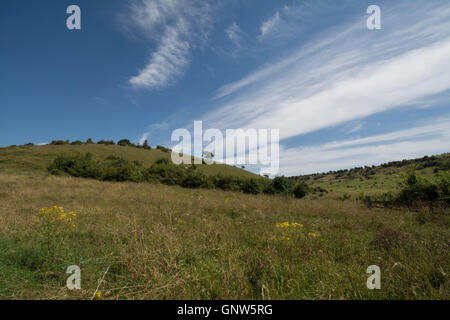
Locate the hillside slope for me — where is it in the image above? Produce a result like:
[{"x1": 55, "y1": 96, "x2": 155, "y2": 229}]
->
[
  {"x1": 0, "y1": 144, "x2": 258, "y2": 178},
  {"x1": 292, "y1": 153, "x2": 450, "y2": 199},
  {"x1": 0, "y1": 145, "x2": 448, "y2": 299}
]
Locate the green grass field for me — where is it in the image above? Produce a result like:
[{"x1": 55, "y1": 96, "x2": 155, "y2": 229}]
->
[{"x1": 0, "y1": 145, "x2": 448, "y2": 299}]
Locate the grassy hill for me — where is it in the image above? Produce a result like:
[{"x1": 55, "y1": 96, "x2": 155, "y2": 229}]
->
[
  {"x1": 292, "y1": 153, "x2": 450, "y2": 200},
  {"x1": 0, "y1": 144, "x2": 258, "y2": 178},
  {"x1": 0, "y1": 144, "x2": 448, "y2": 300}
]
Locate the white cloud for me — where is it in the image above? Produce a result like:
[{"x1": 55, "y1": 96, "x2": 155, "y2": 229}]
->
[
  {"x1": 126, "y1": 0, "x2": 211, "y2": 90},
  {"x1": 259, "y1": 11, "x2": 280, "y2": 39},
  {"x1": 226, "y1": 22, "x2": 245, "y2": 48},
  {"x1": 138, "y1": 133, "x2": 149, "y2": 146},
  {"x1": 130, "y1": 26, "x2": 190, "y2": 89},
  {"x1": 278, "y1": 118, "x2": 450, "y2": 175},
  {"x1": 137, "y1": 122, "x2": 169, "y2": 146},
  {"x1": 346, "y1": 123, "x2": 363, "y2": 134},
  {"x1": 205, "y1": 1, "x2": 450, "y2": 143}
]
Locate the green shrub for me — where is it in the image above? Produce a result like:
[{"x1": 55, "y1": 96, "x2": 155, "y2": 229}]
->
[
  {"x1": 156, "y1": 145, "x2": 171, "y2": 152},
  {"x1": 118, "y1": 139, "x2": 134, "y2": 147},
  {"x1": 97, "y1": 140, "x2": 115, "y2": 145},
  {"x1": 48, "y1": 154, "x2": 300, "y2": 197},
  {"x1": 146, "y1": 162, "x2": 185, "y2": 185},
  {"x1": 50, "y1": 140, "x2": 69, "y2": 146},
  {"x1": 292, "y1": 182, "x2": 309, "y2": 199},
  {"x1": 241, "y1": 179, "x2": 263, "y2": 194},
  {"x1": 102, "y1": 158, "x2": 145, "y2": 182},
  {"x1": 182, "y1": 171, "x2": 213, "y2": 189},
  {"x1": 436, "y1": 171, "x2": 450, "y2": 202},
  {"x1": 142, "y1": 140, "x2": 151, "y2": 150},
  {"x1": 156, "y1": 158, "x2": 169, "y2": 165},
  {"x1": 212, "y1": 175, "x2": 240, "y2": 191},
  {"x1": 272, "y1": 176, "x2": 292, "y2": 194},
  {"x1": 396, "y1": 170, "x2": 440, "y2": 205}
]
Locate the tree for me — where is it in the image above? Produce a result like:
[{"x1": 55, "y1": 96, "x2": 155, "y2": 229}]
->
[
  {"x1": 143, "y1": 139, "x2": 151, "y2": 150},
  {"x1": 118, "y1": 139, "x2": 133, "y2": 147},
  {"x1": 272, "y1": 176, "x2": 292, "y2": 193},
  {"x1": 292, "y1": 182, "x2": 309, "y2": 199},
  {"x1": 97, "y1": 140, "x2": 115, "y2": 145}
]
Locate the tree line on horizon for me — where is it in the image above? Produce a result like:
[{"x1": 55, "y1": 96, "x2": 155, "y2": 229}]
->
[{"x1": 6, "y1": 138, "x2": 171, "y2": 152}]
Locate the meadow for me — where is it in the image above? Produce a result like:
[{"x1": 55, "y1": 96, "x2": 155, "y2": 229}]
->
[{"x1": 0, "y1": 144, "x2": 448, "y2": 299}]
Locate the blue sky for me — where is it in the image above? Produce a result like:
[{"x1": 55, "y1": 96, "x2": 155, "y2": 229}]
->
[{"x1": 1, "y1": 0, "x2": 450, "y2": 175}]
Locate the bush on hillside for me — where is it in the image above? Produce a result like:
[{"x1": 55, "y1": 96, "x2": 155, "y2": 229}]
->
[
  {"x1": 142, "y1": 140, "x2": 151, "y2": 150},
  {"x1": 396, "y1": 170, "x2": 440, "y2": 205},
  {"x1": 117, "y1": 139, "x2": 135, "y2": 147},
  {"x1": 97, "y1": 140, "x2": 115, "y2": 145},
  {"x1": 272, "y1": 176, "x2": 293, "y2": 194},
  {"x1": 436, "y1": 171, "x2": 450, "y2": 200},
  {"x1": 292, "y1": 182, "x2": 309, "y2": 199},
  {"x1": 48, "y1": 154, "x2": 311, "y2": 198},
  {"x1": 241, "y1": 178, "x2": 264, "y2": 195},
  {"x1": 156, "y1": 145, "x2": 171, "y2": 153},
  {"x1": 181, "y1": 171, "x2": 214, "y2": 189},
  {"x1": 155, "y1": 158, "x2": 169, "y2": 165},
  {"x1": 212, "y1": 175, "x2": 241, "y2": 191},
  {"x1": 50, "y1": 140, "x2": 69, "y2": 146}
]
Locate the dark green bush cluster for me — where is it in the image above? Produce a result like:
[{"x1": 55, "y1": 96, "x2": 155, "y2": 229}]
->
[
  {"x1": 97, "y1": 140, "x2": 115, "y2": 145},
  {"x1": 142, "y1": 140, "x2": 151, "y2": 150},
  {"x1": 48, "y1": 154, "x2": 310, "y2": 198},
  {"x1": 156, "y1": 145, "x2": 171, "y2": 153},
  {"x1": 50, "y1": 140, "x2": 70, "y2": 145},
  {"x1": 395, "y1": 170, "x2": 450, "y2": 206},
  {"x1": 117, "y1": 139, "x2": 135, "y2": 147},
  {"x1": 30, "y1": 138, "x2": 159, "y2": 150}
]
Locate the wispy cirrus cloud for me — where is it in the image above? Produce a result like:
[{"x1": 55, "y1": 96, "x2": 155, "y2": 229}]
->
[
  {"x1": 125, "y1": 0, "x2": 212, "y2": 90},
  {"x1": 279, "y1": 117, "x2": 450, "y2": 175},
  {"x1": 225, "y1": 22, "x2": 246, "y2": 52},
  {"x1": 259, "y1": 11, "x2": 281, "y2": 39},
  {"x1": 345, "y1": 122, "x2": 363, "y2": 135},
  {"x1": 226, "y1": 23, "x2": 243, "y2": 44},
  {"x1": 137, "y1": 122, "x2": 169, "y2": 146},
  {"x1": 206, "y1": 1, "x2": 450, "y2": 142},
  {"x1": 198, "y1": 1, "x2": 450, "y2": 175}
]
